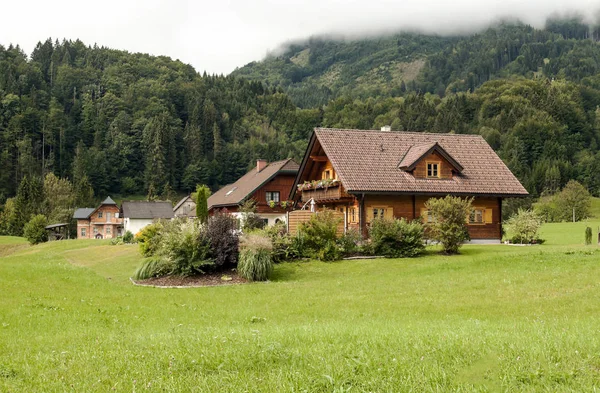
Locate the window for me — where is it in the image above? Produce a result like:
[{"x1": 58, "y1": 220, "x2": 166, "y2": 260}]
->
[
  {"x1": 106, "y1": 226, "x2": 111, "y2": 235},
  {"x1": 373, "y1": 207, "x2": 385, "y2": 221},
  {"x1": 427, "y1": 162, "x2": 439, "y2": 178},
  {"x1": 106, "y1": 212, "x2": 111, "y2": 222},
  {"x1": 370, "y1": 206, "x2": 392, "y2": 222},
  {"x1": 81, "y1": 228, "x2": 86, "y2": 237},
  {"x1": 93, "y1": 227, "x2": 98, "y2": 234},
  {"x1": 265, "y1": 191, "x2": 280, "y2": 202},
  {"x1": 225, "y1": 186, "x2": 237, "y2": 197},
  {"x1": 469, "y1": 209, "x2": 485, "y2": 224},
  {"x1": 98, "y1": 212, "x2": 103, "y2": 218},
  {"x1": 349, "y1": 207, "x2": 358, "y2": 223},
  {"x1": 323, "y1": 170, "x2": 332, "y2": 179},
  {"x1": 421, "y1": 209, "x2": 435, "y2": 223}
]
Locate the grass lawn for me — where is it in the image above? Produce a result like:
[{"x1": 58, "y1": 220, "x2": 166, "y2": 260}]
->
[{"x1": 2, "y1": 223, "x2": 600, "y2": 391}]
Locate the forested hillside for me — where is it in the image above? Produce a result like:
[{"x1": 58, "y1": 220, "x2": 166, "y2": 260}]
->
[
  {"x1": 0, "y1": 39, "x2": 322, "y2": 202},
  {"x1": 233, "y1": 18, "x2": 600, "y2": 107},
  {"x1": 2, "y1": 15, "x2": 600, "y2": 214}
]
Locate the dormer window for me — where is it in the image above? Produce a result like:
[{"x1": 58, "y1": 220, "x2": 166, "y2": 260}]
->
[{"x1": 427, "y1": 162, "x2": 440, "y2": 178}]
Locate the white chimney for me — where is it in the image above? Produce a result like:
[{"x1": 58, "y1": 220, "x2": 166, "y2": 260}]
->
[
  {"x1": 381, "y1": 125, "x2": 391, "y2": 132},
  {"x1": 257, "y1": 159, "x2": 268, "y2": 172}
]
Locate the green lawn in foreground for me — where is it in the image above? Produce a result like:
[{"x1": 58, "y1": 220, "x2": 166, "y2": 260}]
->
[{"x1": 1, "y1": 223, "x2": 600, "y2": 391}]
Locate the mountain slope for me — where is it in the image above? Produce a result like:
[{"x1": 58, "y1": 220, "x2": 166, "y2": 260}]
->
[{"x1": 233, "y1": 20, "x2": 600, "y2": 108}]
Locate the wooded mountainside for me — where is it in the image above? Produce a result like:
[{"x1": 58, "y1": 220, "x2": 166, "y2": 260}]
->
[{"x1": 2, "y1": 16, "x2": 600, "y2": 207}]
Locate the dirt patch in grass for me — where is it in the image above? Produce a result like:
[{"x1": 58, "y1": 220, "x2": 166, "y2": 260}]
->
[{"x1": 132, "y1": 270, "x2": 248, "y2": 288}]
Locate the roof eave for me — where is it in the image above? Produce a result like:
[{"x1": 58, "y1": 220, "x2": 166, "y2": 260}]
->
[{"x1": 347, "y1": 190, "x2": 529, "y2": 198}]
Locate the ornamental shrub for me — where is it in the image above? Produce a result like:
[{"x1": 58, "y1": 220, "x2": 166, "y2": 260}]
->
[
  {"x1": 585, "y1": 227, "x2": 592, "y2": 245},
  {"x1": 133, "y1": 256, "x2": 174, "y2": 280},
  {"x1": 425, "y1": 196, "x2": 472, "y2": 254},
  {"x1": 123, "y1": 230, "x2": 135, "y2": 244},
  {"x1": 206, "y1": 210, "x2": 239, "y2": 268},
  {"x1": 298, "y1": 210, "x2": 341, "y2": 260},
  {"x1": 136, "y1": 222, "x2": 164, "y2": 257},
  {"x1": 369, "y1": 218, "x2": 425, "y2": 258},
  {"x1": 23, "y1": 214, "x2": 48, "y2": 245},
  {"x1": 505, "y1": 209, "x2": 544, "y2": 244},
  {"x1": 161, "y1": 219, "x2": 213, "y2": 276},
  {"x1": 238, "y1": 234, "x2": 273, "y2": 281}
]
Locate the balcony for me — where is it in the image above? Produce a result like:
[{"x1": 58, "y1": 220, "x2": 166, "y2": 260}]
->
[{"x1": 300, "y1": 183, "x2": 351, "y2": 203}]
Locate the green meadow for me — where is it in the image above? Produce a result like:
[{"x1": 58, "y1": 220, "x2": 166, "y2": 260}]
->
[{"x1": 1, "y1": 221, "x2": 600, "y2": 392}]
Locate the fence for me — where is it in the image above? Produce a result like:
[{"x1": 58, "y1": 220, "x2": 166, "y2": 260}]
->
[{"x1": 287, "y1": 209, "x2": 345, "y2": 236}]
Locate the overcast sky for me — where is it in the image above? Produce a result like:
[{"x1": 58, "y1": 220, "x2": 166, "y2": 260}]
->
[{"x1": 1, "y1": 0, "x2": 598, "y2": 75}]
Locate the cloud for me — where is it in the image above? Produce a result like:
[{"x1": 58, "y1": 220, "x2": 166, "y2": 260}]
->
[{"x1": 1, "y1": 0, "x2": 598, "y2": 75}]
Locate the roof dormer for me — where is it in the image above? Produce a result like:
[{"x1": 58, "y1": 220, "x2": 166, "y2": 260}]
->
[{"x1": 398, "y1": 142, "x2": 463, "y2": 179}]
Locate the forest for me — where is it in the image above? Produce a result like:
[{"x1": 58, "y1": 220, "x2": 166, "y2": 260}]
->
[{"x1": 2, "y1": 16, "x2": 600, "y2": 231}]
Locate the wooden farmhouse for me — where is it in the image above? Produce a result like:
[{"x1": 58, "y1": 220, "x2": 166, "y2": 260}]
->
[
  {"x1": 290, "y1": 128, "x2": 529, "y2": 242},
  {"x1": 173, "y1": 195, "x2": 196, "y2": 218},
  {"x1": 208, "y1": 159, "x2": 299, "y2": 226},
  {"x1": 73, "y1": 196, "x2": 123, "y2": 239}
]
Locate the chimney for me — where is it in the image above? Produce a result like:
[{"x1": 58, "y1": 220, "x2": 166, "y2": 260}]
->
[
  {"x1": 381, "y1": 125, "x2": 391, "y2": 132},
  {"x1": 257, "y1": 159, "x2": 268, "y2": 173}
]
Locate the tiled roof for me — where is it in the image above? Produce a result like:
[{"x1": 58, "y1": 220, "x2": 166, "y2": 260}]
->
[
  {"x1": 208, "y1": 159, "x2": 299, "y2": 209},
  {"x1": 121, "y1": 201, "x2": 175, "y2": 219},
  {"x1": 101, "y1": 196, "x2": 117, "y2": 205},
  {"x1": 73, "y1": 208, "x2": 95, "y2": 219},
  {"x1": 313, "y1": 128, "x2": 528, "y2": 196},
  {"x1": 398, "y1": 143, "x2": 437, "y2": 169}
]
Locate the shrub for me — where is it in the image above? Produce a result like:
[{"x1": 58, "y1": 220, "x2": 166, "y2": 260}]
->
[
  {"x1": 23, "y1": 214, "x2": 48, "y2": 245},
  {"x1": 369, "y1": 218, "x2": 425, "y2": 258},
  {"x1": 110, "y1": 237, "x2": 123, "y2": 245},
  {"x1": 239, "y1": 199, "x2": 265, "y2": 231},
  {"x1": 337, "y1": 228, "x2": 362, "y2": 255},
  {"x1": 505, "y1": 209, "x2": 544, "y2": 244},
  {"x1": 534, "y1": 181, "x2": 591, "y2": 222},
  {"x1": 206, "y1": 210, "x2": 239, "y2": 268},
  {"x1": 161, "y1": 219, "x2": 213, "y2": 275},
  {"x1": 238, "y1": 234, "x2": 273, "y2": 281},
  {"x1": 318, "y1": 240, "x2": 342, "y2": 262},
  {"x1": 133, "y1": 256, "x2": 174, "y2": 280},
  {"x1": 299, "y1": 210, "x2": 341, "y2": 260},
  {"x1": 123, "y1": 230, "x2": 135, "y2": 244},
  {"x1": 195, "y1": 184, "x2": 211, "y2": 224},
  {"x1": 586, "y1": 227, "x2": 592, "y2": 245},
  {"x1": 135, "y1": 222, "x2": 164, "y2": 257},
  {"x1": 425, "y1": 196, "x2": 472, "y2": 254}
]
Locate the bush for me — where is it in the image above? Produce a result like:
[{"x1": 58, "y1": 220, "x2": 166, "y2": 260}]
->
[
  {"x1": 238, "y1": 234, "x2": 273, "y2": 281},
  {"x1": 206, "y1": 210, "x2": 239, "y2": 268},
  {"x1": 299, "y1": 210, "x2": 342, "y2": 260},
  {"x1": 133, "y1": 256, "x2": 174, "y2": 280},
  {"x1": 161, "y1": 219, "x2": 213, "y2": 275},
  {"x1": 505, "y1": 209, "x2": 544, "y2": 244},
  {"x1": 123, "y1": 230, "x2": 135, "y2": 244},
  {"x1": 337, "y1": 228, "x2": 362, "y2": 255},
  {"x1": 586, "y1": 227, "x2": 592, "y2": 245},
  {"x1": 135, "y1": 222, "x2": 164, "y2": 257},
  {"x1": 369, "y1": 218, "x2": 425, "y2": 258},
  {"x1": 317, "y1": 240, "x2": 342, "y2": 262},
  {"x1": 534, "y1": 181, "x2": 591, "y2": 222},
  {"x1": 239, "y1": 199, "x2": 266, "y2": 231},
  {"x1": 425, "y1": 196, "x2": 472, "y2": 254},
  {"x1": 23, "y1": 214, "x2": 48, "y2": 245}
]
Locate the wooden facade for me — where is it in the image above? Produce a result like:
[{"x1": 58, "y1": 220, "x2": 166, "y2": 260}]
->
[
  {"x1": 251, "y1": 173, "x2": 296, "y2": 214},
  {"x1": 293, "y1": 134, "x2": 508, "y2": 241}
]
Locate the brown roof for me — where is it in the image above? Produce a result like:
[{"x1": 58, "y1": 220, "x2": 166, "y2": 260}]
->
[
  {"x1": 208, "y1": 159, "x2": 299, "y2": 209},
  {"x1": 307, "y1": 128, "x2": 528, "y2": 196},
  {"x1": 398, "y1": 142, "x2": 463, "y2": 172}
]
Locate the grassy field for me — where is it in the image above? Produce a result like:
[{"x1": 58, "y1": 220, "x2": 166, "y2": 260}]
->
[{"x1": 1, "y1": 223, "x2": 600, "y2": 392}]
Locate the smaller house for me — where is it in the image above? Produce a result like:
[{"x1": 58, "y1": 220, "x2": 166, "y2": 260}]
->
[
  {"x1": 74, "y1": 197, "x2": 123, "y2": 239},
  {"x1": 208, "y1": 159, "x2": 299, "y2": 226},
  {"x1": 121, "y1": 201, "x2": 174, "y2": 235},
  {"x1": 173, "y1": 195, "x2": 196, "y2": 218}
]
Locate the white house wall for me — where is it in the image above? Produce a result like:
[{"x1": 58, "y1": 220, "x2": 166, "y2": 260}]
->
[{"x1": 124, "y1": 218, "x2": 155, "y2": 235}]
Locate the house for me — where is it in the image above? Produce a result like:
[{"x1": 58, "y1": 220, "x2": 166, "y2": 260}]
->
[
  {"x1": 290, "y1": 128, "x2": 529, "y2": 242},
  {"x1": 120, "y1": 201, "x2": 175, "y2": 235},
  {"x1": 208, "y1": 159, "x2": 299, "y2": 226},
  {"x1": 173, "y1": 195, "x2": 196, "y2": 218},
  {"x1": 73, "y1": 196, "x2": 123, "y2": 239}
]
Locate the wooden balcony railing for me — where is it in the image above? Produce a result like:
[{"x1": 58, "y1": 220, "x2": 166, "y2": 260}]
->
[{"x1": 300, "y1": 184, "x2": 349, "y2": 202}]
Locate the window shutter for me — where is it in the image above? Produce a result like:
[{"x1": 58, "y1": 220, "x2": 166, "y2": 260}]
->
[
  {"x1": 484, "y1": 208, "x2": 493, "y2": 224},
  {"x1": 384, "y1": 207, "x2": 394, "y2": 221}
]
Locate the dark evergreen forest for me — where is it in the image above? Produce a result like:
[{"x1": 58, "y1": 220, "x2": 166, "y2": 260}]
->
[{"x1": 3, "y1": 16, "x2": 600, "y2": 212}]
